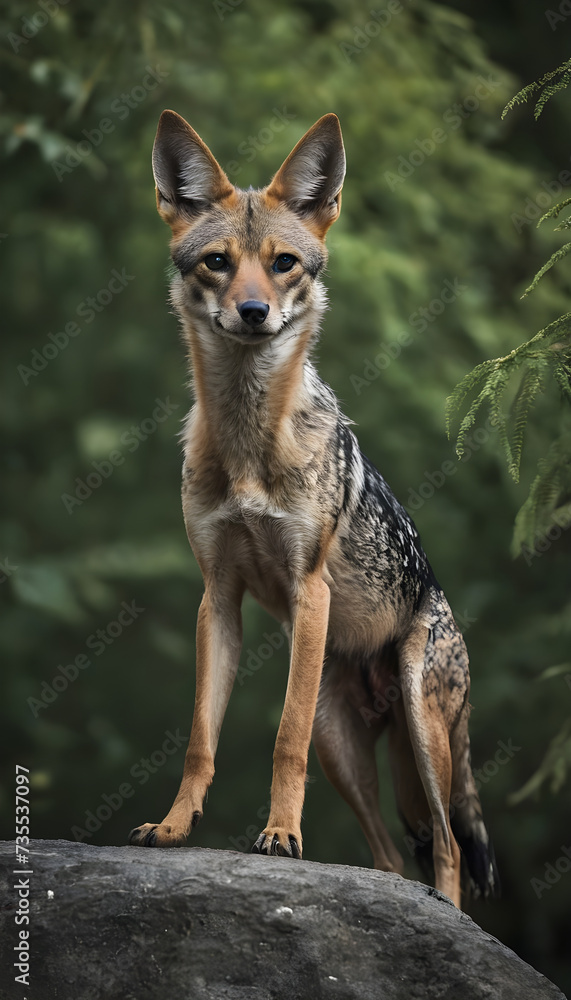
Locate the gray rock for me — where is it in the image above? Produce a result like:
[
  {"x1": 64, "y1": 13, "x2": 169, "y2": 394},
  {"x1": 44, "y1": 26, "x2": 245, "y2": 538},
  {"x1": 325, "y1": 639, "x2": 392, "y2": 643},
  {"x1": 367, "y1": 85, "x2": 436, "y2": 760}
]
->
[{"x1": 0, "y1": 839, "x2": 566, "y2": 1000}]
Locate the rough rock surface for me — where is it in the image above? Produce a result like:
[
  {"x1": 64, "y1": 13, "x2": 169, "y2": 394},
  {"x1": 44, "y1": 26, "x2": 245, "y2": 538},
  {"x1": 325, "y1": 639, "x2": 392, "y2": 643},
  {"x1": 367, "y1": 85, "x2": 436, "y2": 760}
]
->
[{"x1": 0, "y1": 839, "x2": 565, "y2": 1000}]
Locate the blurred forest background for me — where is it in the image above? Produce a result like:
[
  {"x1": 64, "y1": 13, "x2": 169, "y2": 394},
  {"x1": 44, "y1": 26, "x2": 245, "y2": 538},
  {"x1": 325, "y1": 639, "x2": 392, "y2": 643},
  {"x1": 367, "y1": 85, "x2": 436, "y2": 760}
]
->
[{"x1": 1, "y1": 0, "x2": 570, "y2": 993}]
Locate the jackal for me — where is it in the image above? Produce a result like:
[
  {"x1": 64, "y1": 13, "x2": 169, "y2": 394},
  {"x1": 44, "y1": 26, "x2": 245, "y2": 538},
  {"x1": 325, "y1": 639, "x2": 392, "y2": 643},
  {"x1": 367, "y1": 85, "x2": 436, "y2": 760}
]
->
[{"x1": 128, "y1": 111, "x2": 499, "y2": 907}]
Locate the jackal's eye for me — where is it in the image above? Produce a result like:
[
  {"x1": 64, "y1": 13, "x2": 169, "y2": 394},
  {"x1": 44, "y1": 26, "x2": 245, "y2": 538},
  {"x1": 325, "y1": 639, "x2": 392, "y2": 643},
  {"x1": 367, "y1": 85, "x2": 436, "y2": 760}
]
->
[
  {"x1": 273, "y1": 254, "x2": 296, "y2": 273},
  {"x1": 204, "y1": 253, "x2": 229, "y2": 271}
]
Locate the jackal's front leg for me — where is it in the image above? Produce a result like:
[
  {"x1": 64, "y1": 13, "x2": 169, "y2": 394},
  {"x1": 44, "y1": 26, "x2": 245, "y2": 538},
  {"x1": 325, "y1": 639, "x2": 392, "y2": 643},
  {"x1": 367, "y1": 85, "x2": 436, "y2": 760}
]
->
[
  {"x1": 129, "y1": 587, "x2": 242, "y2": 848},
  {"x1": 253, "y1": 574, "x2": 330, "y2": 859}
]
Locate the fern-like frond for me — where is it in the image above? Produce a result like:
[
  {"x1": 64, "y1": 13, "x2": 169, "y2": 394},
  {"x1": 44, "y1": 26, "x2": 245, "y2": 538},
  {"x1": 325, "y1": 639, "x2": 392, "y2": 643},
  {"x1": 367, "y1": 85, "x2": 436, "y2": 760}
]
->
[
  {"x1": 509, "y1": 366, "x2": 546, "y2": 480},
  {"x1": 552, "y1": 358, "x2": 571, "y2": 404},
  {"x1": 454, "y1": 383, "x2": 496, "y2": 458},
  {"x1": 528, "y1": 310, "x2": 571, "y2": 350},
  {"x1": 487, "y1": 370, "x2": 513, "y2": 473},
  {"x1": 445, "y1": 358, "x2": 499, "y2": 437},
  {"x1": 513, "y1": 494, "x2": 571, "y2": 556},
  {"x1": 534, "y1": 69, "x2": 571, "y2": 119},
  {"x1": 448, "y1": 314, "x2": 571, "y2": 444},
  {"x1": 449, "y1": 319, "x2": 571, "y2": 496},
  {"x1": 533, "y1": 462, "x2": 567, "y2": 516},
  {"x1": 512, "y1": 433, "x2": 571, "y2": 553},
  {"x1": 537, "y1": 196, "x2": 571, "y2": 227},
  {"x1": 521, "y1": 242, "x2": 571, "y2": 297},
  {"x1": 501, "y1": 80, "x2": 541, "y2": 119},
  {"x1": 502, "y1": 57, "x2": 571, "y2": 120},
  {"x1": 509, "y1": 717, "x2": 571, "y2": 803}
]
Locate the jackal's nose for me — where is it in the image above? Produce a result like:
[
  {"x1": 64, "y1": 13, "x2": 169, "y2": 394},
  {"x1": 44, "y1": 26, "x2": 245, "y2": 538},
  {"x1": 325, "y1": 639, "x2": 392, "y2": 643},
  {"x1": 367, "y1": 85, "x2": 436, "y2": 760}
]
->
[{"x1": 237, "y1": 300, "x2": 269, "y2": 326}]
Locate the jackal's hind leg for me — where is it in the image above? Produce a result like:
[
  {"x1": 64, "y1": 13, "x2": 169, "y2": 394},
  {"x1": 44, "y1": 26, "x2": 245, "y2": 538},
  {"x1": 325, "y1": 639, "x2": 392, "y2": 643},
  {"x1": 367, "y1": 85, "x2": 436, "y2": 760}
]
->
[
  {"x1": 312, "y1": 660, "x2": 404, "y2": 874},
  {"x1": 387, "y1": 700, "x2": 435, "y2": 882},
  {"x1": 398, "y1": 618, "x2": 465, "y2": 907}
]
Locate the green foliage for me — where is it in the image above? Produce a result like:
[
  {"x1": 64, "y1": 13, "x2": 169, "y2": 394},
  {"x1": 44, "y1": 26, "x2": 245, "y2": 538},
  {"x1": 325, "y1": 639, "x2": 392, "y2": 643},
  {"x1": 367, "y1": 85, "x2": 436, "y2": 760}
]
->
[
  {"x1": 450, "y1": 62, "x2": 571, "y2": 916},
  {"x1": 512, "y1": 435, "x2": 571, "y2": 552},
  {"x1": 501, "y1": 57, "x2": 571, "y2": 120},
  {"x1": 538, "y1": 196, "x2": 571, "y2": 227},
  {"x1": 522, "y1": 242, "x2": 571, "y2": 297},
  {"x1": 446, "y1": 313, "x2": 571, "y2": 482},
  {"x1": 450, "y1": 63, "x2": 571, "y2": 550},
  {"x1": 509, "y1": 719, "x2": 571, "y2": 801}
]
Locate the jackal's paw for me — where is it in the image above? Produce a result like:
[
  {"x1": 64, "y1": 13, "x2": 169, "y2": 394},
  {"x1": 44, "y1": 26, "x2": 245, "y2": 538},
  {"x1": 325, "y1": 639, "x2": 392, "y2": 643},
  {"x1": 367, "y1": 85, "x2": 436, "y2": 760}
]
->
[
  {"x1": 128, "y1": 820, "x2": 191, "y2": 848},
  {"x1": 251, "y1": 829, "x2": 302, "y2": 859}
]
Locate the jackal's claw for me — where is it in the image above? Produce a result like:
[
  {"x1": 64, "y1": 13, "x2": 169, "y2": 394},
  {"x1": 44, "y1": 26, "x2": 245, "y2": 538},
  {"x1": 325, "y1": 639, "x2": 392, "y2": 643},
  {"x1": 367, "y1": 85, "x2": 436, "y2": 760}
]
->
[
  {"x1": 128, "y1": 824, "x2": 157, "y2": 847},
  {"x1": 128, "y1": 822, "x2": 187, "y2": 848},
  {"x1": 252, "y1": 832, "x2": 301, "y2": 858}
]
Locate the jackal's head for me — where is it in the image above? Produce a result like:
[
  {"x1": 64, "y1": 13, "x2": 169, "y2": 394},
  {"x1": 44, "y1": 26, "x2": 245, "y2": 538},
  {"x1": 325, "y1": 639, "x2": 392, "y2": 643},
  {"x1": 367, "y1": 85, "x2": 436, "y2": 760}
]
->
[{"x1": 152, "y1": 112, "x2": 345, "y2": 346}]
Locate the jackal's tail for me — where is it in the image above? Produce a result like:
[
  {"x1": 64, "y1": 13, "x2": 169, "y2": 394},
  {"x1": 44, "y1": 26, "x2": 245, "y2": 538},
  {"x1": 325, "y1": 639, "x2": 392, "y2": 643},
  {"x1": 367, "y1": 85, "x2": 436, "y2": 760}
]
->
[
  {"x1": 404, "y1": 720, "x2": 501, "y2": 900},
  {"x1": 404, "y1": 803, "x2": 500, "y2": 900},
  {"x1": 407, "y1": 816, "x2": 500, "y2": 900},
  {"x1": 449, "y1": 717, "x2": 501, "y2": 899},
  {"x1": 451, "y1": 806, "x2": 500, "y2": 900}
]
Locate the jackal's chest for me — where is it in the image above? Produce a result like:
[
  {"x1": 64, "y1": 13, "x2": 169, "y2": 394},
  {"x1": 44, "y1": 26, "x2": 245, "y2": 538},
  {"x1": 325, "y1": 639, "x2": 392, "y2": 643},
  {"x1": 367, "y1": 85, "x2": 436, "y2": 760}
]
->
[{"x1": 183, "y1": 473, "x2": 323, "y2": 587}]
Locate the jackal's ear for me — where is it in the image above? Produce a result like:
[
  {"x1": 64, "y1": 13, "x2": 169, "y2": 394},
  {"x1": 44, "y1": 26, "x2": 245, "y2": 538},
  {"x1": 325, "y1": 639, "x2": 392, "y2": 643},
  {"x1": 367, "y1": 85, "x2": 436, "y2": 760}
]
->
[
  {"x1": 266, "y1": 113, "x2": 345, "y2": 238},
  {"x1": 152, "y1": 110, "x2": 234, "y2": 227}
]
